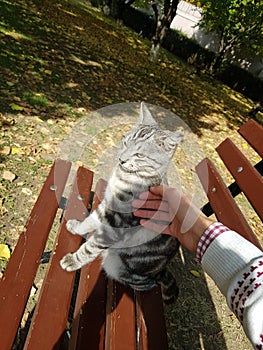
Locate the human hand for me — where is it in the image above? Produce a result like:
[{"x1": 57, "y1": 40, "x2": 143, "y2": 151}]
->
[{"x1": 132, "y1": 185, "x2": 214, "y2": 253}]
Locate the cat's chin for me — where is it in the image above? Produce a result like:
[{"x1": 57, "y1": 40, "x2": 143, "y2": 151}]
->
[{"x1": 118, "y1": 163, "x2": 137, "y2": 174}]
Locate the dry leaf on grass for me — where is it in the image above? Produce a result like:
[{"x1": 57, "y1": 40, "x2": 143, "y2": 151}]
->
[
  {"x1": 2, "y1": 170, "x2": 16, "y2": 182},
  {"x1": 0, "y1": 146, "x2": 11, "y2": 155},
  {"x1": 0, "y1": 244, "x2": 11, "y2": 260},
  {"x1": 190, "y1": 269, "x2": 201, "y2": 278}
]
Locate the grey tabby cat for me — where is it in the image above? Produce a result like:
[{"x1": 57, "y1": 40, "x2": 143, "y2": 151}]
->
[{"x1": 60, "y1": 103, "x2": 183, "y2": 302}]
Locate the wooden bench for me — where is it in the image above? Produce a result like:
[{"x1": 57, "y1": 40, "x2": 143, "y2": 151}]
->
[
  {"x1": 0, "y1": 118, "x2": 262, "y2": 350},
  {"x1": 0, "y1": 160, "x2": 168, "y2": 350}
]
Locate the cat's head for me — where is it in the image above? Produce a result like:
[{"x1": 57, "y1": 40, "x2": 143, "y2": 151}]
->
[{"x1": 118, "y1": 103, "x2": 183, "y2": 182}]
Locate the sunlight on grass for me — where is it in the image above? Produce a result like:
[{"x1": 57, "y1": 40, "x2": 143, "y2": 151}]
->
[
  {"x1": 92, "y1": 22, "x2": 119, "y2": 37},
  {"x1": 73, "y1": 25, "x2": 84, "y2": 31},
  {"x1": 228, "y1": 91, "x2": 251, "y2": 108},
  {"x1": 0, "y1": 26, "x2": 32, "y2": 41},
  {"x1": 60, "y1": 8, "x2": 78, "y2": 17},
  {"x1": 70, "y1": 54, "x2": 103, "y2": 68}
]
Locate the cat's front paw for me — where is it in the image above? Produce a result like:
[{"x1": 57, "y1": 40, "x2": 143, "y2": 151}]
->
[
  {"x1": 66, "y1": 219, "x2": 81, "y2": 235},
  {"x1": 60, "y1": 253, "x2": 81, "y2": 272}
]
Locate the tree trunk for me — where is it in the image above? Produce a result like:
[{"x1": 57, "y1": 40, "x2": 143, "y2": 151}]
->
[
  {"x1": 150, "y1": 0, "x2": 179, "y2": 62},
  {"x1": 210, "y1": 32, "x2": 239, "y2": 75},
  {"x1": 150, "y1": 20, "x2": 168, "y2": 61},
  {"x1": 211, "y1": 50, "x2": 225, "y2": 74}
]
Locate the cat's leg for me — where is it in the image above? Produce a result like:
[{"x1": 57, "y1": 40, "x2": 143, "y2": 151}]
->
[
  {"x1": 66, "y1": 211, "x2": 98, "y2": 236},
  {"x1": 60, "y1": 234, "x2": 106, "y2": 271},
  {"x1": 157, "y1": 268, "x2": 179, "y2": 304}
]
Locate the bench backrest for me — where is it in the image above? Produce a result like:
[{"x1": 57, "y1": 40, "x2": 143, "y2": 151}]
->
[{"x1": 196, "y1": 119, "x2": 263, "y2": 249}]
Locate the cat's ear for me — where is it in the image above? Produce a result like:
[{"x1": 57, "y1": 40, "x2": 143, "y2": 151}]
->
[
  {"x1": 158, "y1": 129, "x2": 184, "y2": 155},
  {"x1": 138, "y1": 102, "x2": 158, "y2": 126}
]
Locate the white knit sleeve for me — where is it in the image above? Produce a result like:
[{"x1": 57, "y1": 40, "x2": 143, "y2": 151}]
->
[{"x1": 197, "y1": 223, "x2": 263, "y2": 349}]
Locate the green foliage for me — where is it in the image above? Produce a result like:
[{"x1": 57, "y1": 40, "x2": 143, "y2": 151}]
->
[
  {"x1": 24, "y1": 93, "x2": 50, "y2": 107},
  {"x1": 199, "y1": 0, "x2": 263, "y2": 58}
]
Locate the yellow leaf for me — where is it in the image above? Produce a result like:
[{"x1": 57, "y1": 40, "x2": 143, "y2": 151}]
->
[
  {"x1": 0, "y1": 244, "x2": 11, "y2": 260},
  {"x1": 35, "y1": 117, "x2": 43, "y2": 123},
  {"x1": 190, "y1": 270, "x2": 201, "y2": 278},
  {"x1": 44, "y1": 69, "x2": 52, "y2": 75},
  {"x1": 242, "y1": 143, "x2": 249, "y2": 149},
  {"x1": 10, "y1": 103, "x2": 24, "y2": 111},
  {"x1": 11, "y1": 147, "x2": 20, "y2": 155}
]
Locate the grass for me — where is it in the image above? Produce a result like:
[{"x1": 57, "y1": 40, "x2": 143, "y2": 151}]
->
[{"x1": 24, "y1": 93, "x2": 50, "y2": 107}]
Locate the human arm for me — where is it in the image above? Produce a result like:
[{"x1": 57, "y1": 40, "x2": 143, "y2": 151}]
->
[
  {"x1": 132, "y1": 186, "x2": 263, "y2": 348},
  {"x1": 200, "y1": 223, "x2": 263, "y2": 349}
]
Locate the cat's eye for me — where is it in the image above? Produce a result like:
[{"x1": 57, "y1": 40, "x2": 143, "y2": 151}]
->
[{"x1": 136, "y1": 153, "x2": 144, "y2": 158}]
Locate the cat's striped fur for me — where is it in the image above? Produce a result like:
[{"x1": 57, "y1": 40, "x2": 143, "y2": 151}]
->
[{"x1": 60, "y1": 103, "x2": 183, "y2": 302}]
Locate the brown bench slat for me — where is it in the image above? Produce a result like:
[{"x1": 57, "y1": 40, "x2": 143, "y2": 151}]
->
[
  {"x1": 0, "y1": 159, "x2": 71, "y2": 350},
  {"x1": 238, "y1": 119, "x2": 263, "y2": 157},
  {"x1": 216, "y1": 138, "x2": 263, "y2": 220},
  {"x1": 69, "y1": 179, "x2": 108, "y2": 350},
  {"x1": 136, "y1": 288, "x2": 168, "y2": 350},
  {"x1": 24, "y1": 166, "x2": 93, "y2": 349},
  {"x1": 69, "y1": 258, "x2": 107, "y2": 350},
  {"x1": 196, "y1": 158, "x2": 261, "y2": 249},
  {"x1": 105, "y1": 280, "x2": 136, "y2": 350}
]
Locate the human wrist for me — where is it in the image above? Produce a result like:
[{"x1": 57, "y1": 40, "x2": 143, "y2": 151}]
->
[
  {"x1": 186, "y1": 215, "x2": 215, "y2": 254},
  {"x1": 193, "y1": 215, "x2": 215, "y2": 241},
  {"x1": 195, "y1": 222, "x2": 229, "y2": 262}
]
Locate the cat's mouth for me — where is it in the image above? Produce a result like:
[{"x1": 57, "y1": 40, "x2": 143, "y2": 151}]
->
[{"x1": 119, "y1": 163, "x2": 136, "y2": 174}]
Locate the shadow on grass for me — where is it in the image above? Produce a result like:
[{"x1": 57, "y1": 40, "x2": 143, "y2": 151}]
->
[
  {"x1": 165, "y1": 248, "x2": 228, "y2": 350},
  {"x1": 0, "y1": 0, "x2": 252, "y2": 136}
]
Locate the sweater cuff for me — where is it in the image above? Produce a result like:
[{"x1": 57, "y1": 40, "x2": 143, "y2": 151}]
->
[
  {"x1": 200, "y1": 229, "x2": 263, "y2": 296},
  {"x1": 195, "y1": 222, "x2": 229, "y2": 262}
]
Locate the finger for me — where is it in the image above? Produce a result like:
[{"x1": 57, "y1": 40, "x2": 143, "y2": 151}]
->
[
  {"x1": 140, "y1": 219, "x2": 171, "y2": 235},
  {"x1": 132, "y1": 199, "x2": 169, "y2": 211},
  {"x1": 138, "y1": 191, "x2": 161, "y2": 200},
  {"x1": 149, "y1": 185, "x2": 167, "y2": 196},
  {"x1": 134, "y1": 209, "x2": 172, "y2": 221}
]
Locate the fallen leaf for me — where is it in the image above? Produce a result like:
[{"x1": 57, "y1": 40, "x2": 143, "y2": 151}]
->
[
  {"x1": 0, "y1": 244, "x2": 11, "y2": 260},
  {"x1": 11, "y1": 147, "x2": 20, "y2": 155},
  {"x1": 242, "y1": 142, "x2": 249, "y2": 149},
  {"x1": 0, "y1": 146, "x2": 11, "y2": 155},
  {"x1": 21, "y1": 188, "x2": 33, "y2": 196},
  {"x1": 190, "y1": 270, "x2": 201, "y2": 278},
  {"x1": 10, "y1": 103, "x2": 24, "y2": 111},
  {"x1": 35, "y1": 117, "x2": 44, "y2": 123},
  {"x1": 2, "y1": 170, "x2": 16, "y2": 181},
  {"x1": 6, "y1": 81, "x2": 15, "y2": 87},
  {"x1": 30, "y1": 285, "x2": 37, "y2": 297},
  {"x1": 40, "y1": 127, "x2": 50, "y2": 135},
  {"x1": 0, "y1": 115, "x2": 15, "y2": 127}
]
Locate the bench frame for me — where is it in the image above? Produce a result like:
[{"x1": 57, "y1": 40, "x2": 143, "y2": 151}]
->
[{"x1": 0, "y1": 119, "x2": 262, "y2": 349}]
